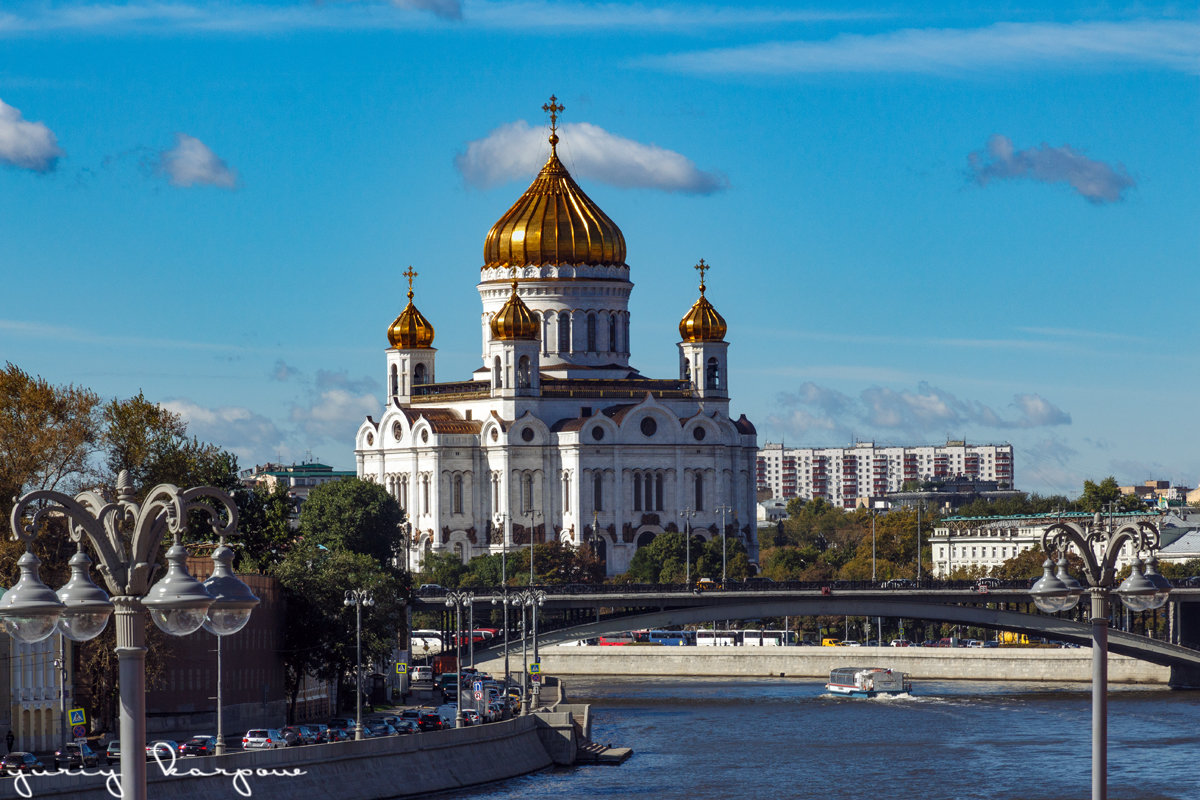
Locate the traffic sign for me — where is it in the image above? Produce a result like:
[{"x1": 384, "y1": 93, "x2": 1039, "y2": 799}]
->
[
  {"x1": 528, "y1": 662, "x2": 541, "y2": 675},
  {"x1": 474, "y1": 690, "x2": 483, "y2": 701},
  {"x1": 68, "y1": 708, "x2": 86, "y2": 726},
  {"x1": 72, "y1": 725, "x2": 87, "y2": 741},
  {"x1": 396, "y1": 662, "x2": 408, "y2": 675},
  {"x1": 473, "y1": 680, "x2": 483, "y2": 693}
]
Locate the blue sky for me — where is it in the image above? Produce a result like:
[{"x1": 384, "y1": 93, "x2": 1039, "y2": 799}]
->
[{"x1": 2, "y1": 1, "x2": 1197, "y2": 496}]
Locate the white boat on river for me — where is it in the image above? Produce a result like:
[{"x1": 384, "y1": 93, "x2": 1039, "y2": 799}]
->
[{"x1": 825, "y1": 666, "x2": 912, "y2": 697}]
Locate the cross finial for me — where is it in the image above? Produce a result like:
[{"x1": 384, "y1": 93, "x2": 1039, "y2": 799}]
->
[
  {"x1": 403, "y1": 266, "x2": 418, "y2": 301},
  {"x1": 694, "y1": 258, "x2": 710, "y2": 293},
  {"x1": 542, "y1": 94, "x2": 565, "y2": 154}
]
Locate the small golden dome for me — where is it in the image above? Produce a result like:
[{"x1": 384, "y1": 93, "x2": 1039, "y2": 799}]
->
[
  {"x1": 388, "y1": 267, "x2": 435, "y2": 349},
  {"x1": 483, "y1": 97, "x2": 626, "y2": 270},
  {"x1": 490, "y1": 278, "x2": 541, "y2": 341},
  {"x1": 679, "y1": 258, "x2": 727, "y2": 342}
]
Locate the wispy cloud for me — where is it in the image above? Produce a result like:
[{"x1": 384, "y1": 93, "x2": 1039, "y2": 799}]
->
[
  {"x1": 768, "y1": 381, "x2": 1071, "y2": 444},
  {"x1": 0, "y1": 98, "x2": 63, "y2": 172},
  {"x1": 158, "y1": 133, "x2": 237, "y2": 189},
  {"x1": 640, "y1": 19, "x2": 1200, "y2": 76},
  {"x1": 0, "y1": 2, "x2": 882, "y2": 36},
  {"x1": 456, "y1": 120, "x2": 727, "y2": 194},
  {"x1": 968, "y1": 134, "x2": 1134, "y2": 204},
  {"x1": 163, "y1": 398, "x2": 287, "y2": 465}
]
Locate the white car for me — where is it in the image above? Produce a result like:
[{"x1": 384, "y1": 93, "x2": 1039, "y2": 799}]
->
[
  {"x1": 412, "y1": 665, "x2": 433, "y2": 682},
  {"x1": 242, "y1": 729, "x2": 286, "y2": 749}
]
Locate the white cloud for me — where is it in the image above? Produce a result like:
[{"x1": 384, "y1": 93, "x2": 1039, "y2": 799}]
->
[
  {"x1": 290, "y1": 388, "x2": 379, "y2": 441},
  {"x1": 158, "y1": 132, "x2": 238, "y2": 189},
  {"x1": 456, "y1": 120, "x2": 726, "y2": 194},
  {"x1": 391, "y1": 0, "x2": 462, "y2": 20},
  {"x1": 271, "y1": 360, "x2": 301, "y2": 382},
  {"x1": 769, "y1": 381, "x2": 1071, "y2": 443},
  {"x1": 163, "y1": 398, "x2": 286, "y2": 464},
  {"x1": 968, "y1": 134, "x2": 1134, "y2": 204},
  {"x1": 0, "y1": 98, "x2": 63, "y2": 172},
  {"x1": 640, "y1": 19, "x2": 1200, "y2": 76}
]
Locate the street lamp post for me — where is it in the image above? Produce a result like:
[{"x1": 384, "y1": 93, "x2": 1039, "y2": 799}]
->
[
  {"x1": 53, "y1": 634, "x2": 68, "y2": 747},
  {"x1": 343, "y1": 588, "x2": 375, "y2": 741},
  {"x1": 444, "y1": 590, "x2": 473, "y2": 728},
  {"x1": 492, "y1": 512, "x2": 510, "y2": 686},
  {"x1": 509, "y1": 588, "x2": 545, "y2": 714},
  {"x1": 1030, "y1": 512, "x2": 1170, "y2": 800},
  {"x1": 3, "y1": 471, "x2": 259, "y2": 800},
  {"x1": 715, "y1": 504, "x2": 732, "y2": 585},
  {"x1": 679, "y1": 507, "x2": 696, "y2": 586},
  {"x1": 526, "y1": 509, "x2": 542, "y2": 586}
]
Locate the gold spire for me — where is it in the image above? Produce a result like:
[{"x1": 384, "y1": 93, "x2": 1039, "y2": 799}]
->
[
  {"x1": 679, "y1": 258, "x2": 727, "y2": 342},
  {"x1": 483, "y1": 96, "x2": 626, "y2": 270},
  {"x1": 490, "y1": 275, "x2": 541, "y2": 341},
  {"x1": 388, "y1": 266, "x2": 435, "y2": 349}
]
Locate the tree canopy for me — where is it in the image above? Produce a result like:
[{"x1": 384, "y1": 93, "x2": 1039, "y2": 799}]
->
[{"x1": 297, "y1": 478, "x2": 406, "y2": 566}]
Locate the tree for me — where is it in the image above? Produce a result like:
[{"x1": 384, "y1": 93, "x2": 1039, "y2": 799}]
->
[
  {"x1": 298, "y1": 478, "x2": 405, "y2": 567},
  {"x1": 232, "y1": 482, "x2": 296, "y2": 573},
  {"x1": 1079, "y1": 477, "x2": 1142, "y2": 513}
]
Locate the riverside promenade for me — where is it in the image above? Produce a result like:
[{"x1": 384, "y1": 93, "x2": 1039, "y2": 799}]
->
[{"x1": 484, "y1": 645, "x2": 1171, "y2": 684}]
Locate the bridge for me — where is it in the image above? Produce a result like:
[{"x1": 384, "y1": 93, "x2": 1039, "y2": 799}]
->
[{"x1": 414, "y1": 582, "x2": 1200, "y2": 687}]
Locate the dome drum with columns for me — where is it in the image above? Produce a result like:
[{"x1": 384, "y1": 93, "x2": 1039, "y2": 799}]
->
[{"x1": 357, "y1": 97, "x2": 758, "y2": 576}]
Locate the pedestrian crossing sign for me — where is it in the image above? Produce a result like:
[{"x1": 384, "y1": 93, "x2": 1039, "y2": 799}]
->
[
  {"x1": 68, "y1": 708, "x2": 86, "y2": 726},
  {"x1": 396, "y1": 662, "x2": 408, "y2": 675},
  {"x1": 528, "y1": 662, "x2": 541, "y2": 675}
]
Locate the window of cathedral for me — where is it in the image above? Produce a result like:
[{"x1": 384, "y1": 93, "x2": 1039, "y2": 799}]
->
[
  {"x1": 655, "y1": 473, "x2": 664, "y2": 510},
  {"x1": 490, "y1": 428, "x2": 498, "y2": 442},
  {"x1": 390, "y1": 364, "x2": 399, "y2": 397},
  {"x1": 633, "y1": 473, "x2": 642, "y2": 511},
  {"x1": 608, "y1": 314, "x2": 617, "y2": 352},
  {"x1": 694, "y1": 473, "x2": 704, "y2": 510},
  {"x1": 591, "y1": 426, "x2": 604, "y2": 441},
  {"x1": 393, "y1": 422, "x2": 403, "y2": 441},
  {"x1": 693, "y1": 426, "x2": 706, "y2": 441},
  {"x1": 558, "y1": 311, "x2": 571, "y2": 352},
  {"x1": 517, "y1": 355, "x2": 531, "y2": 388},
  {"x1": 421, "y1": 429, "x2": 429, "y2": 443},
  {"x1": 586, "y1": 313, "x2": 597, "y2": 352},
  {"x1": 581, "y1": 406, "x2": 592, "y2": 417},
  {"x1": 521, "y1": 427, "x2": 535, "y2": 442},
  {"x1": 640, "y1": 417, "x2": 657, "y2": 437},
  {"x1": 493, "y1": 356, "x2": 502, "y2": 389},
  {"x1": 594, "y1": 473, "x2": 603, "y2": 511},
  {"x1": 453, "y1": 475, "x2": 463, "y2": 514},
  {"x1": 366, "y1": 433, "x2": 374, "y2": 445},
  {"x1": 706, "y1": 358, "x2": 720, "y2": 390},
  {"x1": 414, "y1": 363, "x2": 427, "y2": 385},
  {"x1": 521, "y1": 473, "x2": 533, "y2": 513}
]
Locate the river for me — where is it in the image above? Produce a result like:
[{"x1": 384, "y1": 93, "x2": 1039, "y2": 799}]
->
[{"x1": 440, "y1": 676, "x2": 1199, "y2": 800}]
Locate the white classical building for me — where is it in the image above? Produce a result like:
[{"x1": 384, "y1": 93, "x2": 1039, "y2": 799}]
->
[{"x1": 355, "y1": 110, "x2": 758, "y2": 575}]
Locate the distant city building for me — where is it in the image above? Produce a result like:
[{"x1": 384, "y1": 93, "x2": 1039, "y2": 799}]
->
[
  {"x1": 1119, "y1": 480, "x2": 1192, "y2": 505},
  {"x1": 756, "y1": 440, "x2": 1014, "y2": 510},
  {"x1": 931, "y1": 510, "x2": 1165, "y2": 577},
  {"x1": 757, "y1": 498, "x2": 789, "y2": 524},
  {"x1": 240, "y1": 461, "x2": 355, "y2": 519},
  {"x1": 886, "y1": 477, "x2": 1024, "y2": 513}
]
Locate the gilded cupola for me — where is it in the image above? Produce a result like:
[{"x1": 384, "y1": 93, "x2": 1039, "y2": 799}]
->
[
  {"x1": 679, "y1": 259, "x2": 727, "y2": 342},
  {"x1": 388, "y1": 266, "x2": 435, "y2": 349},
  {"x1": 483, "y1": 96, "x2": 626, "y2": 270},
  {"x1": 490, "y1": 278, "x2": 541, "y2": 341}
]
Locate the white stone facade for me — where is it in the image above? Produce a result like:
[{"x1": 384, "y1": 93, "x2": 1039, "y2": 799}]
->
[{"x1": 757, "y1": 440, "x2": 1015, "y2": 509}]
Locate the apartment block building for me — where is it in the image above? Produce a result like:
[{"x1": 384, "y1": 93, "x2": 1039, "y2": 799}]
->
[{"x1": 756, "y1": 440, "x2": 1014, "y2": 509}]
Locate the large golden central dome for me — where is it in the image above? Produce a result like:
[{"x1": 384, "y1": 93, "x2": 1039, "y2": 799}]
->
[{"x1": 483, "y1": 144, "x2": 626, "y2": 269}]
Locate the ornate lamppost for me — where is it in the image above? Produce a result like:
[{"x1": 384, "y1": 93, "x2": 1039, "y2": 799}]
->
[
  {"x1": 679, "y1": 507, "x2": 696, "y2": 586},
  {"x1": 715, "y1": 504, "x2": 731, "y2": 585},
  {"x1": 444, "y1": 590, "x2": 473, "y2": 728},
  {"x1": 492, "y1": 512, "x2": 510, "y2": 686},
  {"x1": 509, "y1": 588, "x2": 545, "y2": 714},
  {"x1": 526, "y1": 509, "x2": 542, "y2": 586},
  {"x1": 343, "y1": 588, "x2": 375, "y2": 740},
  {"x1": 4, "y1": 471, "x2": 258, "y2": 800},
  {"x1": 1029, "y1": 512, "x2": 1171, "y2": 800}
]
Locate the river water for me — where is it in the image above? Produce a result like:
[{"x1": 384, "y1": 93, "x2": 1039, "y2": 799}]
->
[{"x1": 441, "y1": 676, "x2": 1199, "y2": 800}]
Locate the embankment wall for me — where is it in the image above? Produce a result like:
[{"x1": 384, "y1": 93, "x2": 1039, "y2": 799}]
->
[{"x1": 486, "y1": 646, "x2": 1170, "y2": 684}]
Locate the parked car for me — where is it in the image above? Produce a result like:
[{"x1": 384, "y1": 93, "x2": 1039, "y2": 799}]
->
[
  {"x1": 889, "y1": 639, "x2": 912, "y2": 647},
  {"x1": 882, "y1": 578, "x2": 914, "y2": 589},
  {"x1": 328, "y1": 717, "x2": 356, "y2": 733},
  {"x1": 104, "y1": 740, "x2": 121, "y2": 766},
  {"x1": 145, "y1": 740, "x2": 179, "y2": 761},
  {"x1": 178, "y1": 736, "x2": 217, "y2": 757},
  {"x1": 2, "y1": 752, "x2": 45, "y2": 774},
  {"x1": 400, "y1": 709, "x2": 421, "y2": 724},
  {"x1": 242, "y1": 729, "x2": 286, "y2": 750},
  {"x1": 54, "y1": 741, "x2": 99, "y2": 769}
]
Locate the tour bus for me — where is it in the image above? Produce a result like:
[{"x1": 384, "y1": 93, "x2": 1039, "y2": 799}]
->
[
  {"x1": 645, "y1": 630, "x2": 695, "y2": 646},
  {"x1": 696, "y1": 629, "x2": 738, "y2": 646},
  {"x1": 740, "y1": 629, "x2": 794, "y2": 646},
  {"x1": 411, "y1": 630, "x2": 444, "y2": 655},
  {"x1": 597, "y1": 632, "x2": 637, "y2": 646}
]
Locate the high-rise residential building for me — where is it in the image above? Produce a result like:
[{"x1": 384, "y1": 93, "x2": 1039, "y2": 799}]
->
[{"x1": 756, "y1": 440, "x2": 1014, "y2": 509}]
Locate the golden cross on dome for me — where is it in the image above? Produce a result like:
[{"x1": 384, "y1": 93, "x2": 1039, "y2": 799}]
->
[
  {"x1": 542, "y1": 94, "x2": 565, "y2": 153},
  {"x1": 403, "y1": 266, "x2": 418, "y2": 299},
  {"x1": 694, "y1": 258, "x2": 710, "y2": 292}
]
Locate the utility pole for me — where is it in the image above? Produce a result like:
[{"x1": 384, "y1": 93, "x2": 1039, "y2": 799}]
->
[
  {"x1": 716, "y1": 504, "x2": 732, "y2": 585},
  {"x1": 679, "y1": 507, "x2": 696, "y2": 585}
]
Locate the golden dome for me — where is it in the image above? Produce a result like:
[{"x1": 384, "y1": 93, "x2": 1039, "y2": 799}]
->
[
  {"x1": 483, "y1": 98, "x2": 626, "y2": 270},
  {"x1": 679, "y1": 258, "x2": 727, "y2": 343},
  {"x1": 490, "y1": 278, "x2": 541, "y2": 341},
  {"x1": 388, "y1": 267, "x2": 435, "y2": 349}
]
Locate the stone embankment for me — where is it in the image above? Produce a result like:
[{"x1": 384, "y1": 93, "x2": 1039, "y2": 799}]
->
[{"x1": 488, "y1": 645, "x2": 1170, "y2": 684}]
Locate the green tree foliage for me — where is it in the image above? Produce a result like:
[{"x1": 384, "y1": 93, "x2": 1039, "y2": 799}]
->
[
  {"x1": 417, "y1": 551, "x2": 469, "y2": 589},
  {"x1": 953, "y1": 492, "x2": 1074, "y2": 518},
  {"x1": 232, "y1": 482, "x2": 296, "y2": 573},
  {"x1": 1079, "y1": 476, "x2": 1144, "y2": 512},
  {"x1": 1158, "y1": 558, "x2": 1200, "y2": 580},
  {"x1": 619, "y1": 532, "x2": 744, "y2": 584},
  {"x1": 274, "y1": 541, "x2": 409, "y2": 720},
  {"x1": 297, "y1": 478, "x2": 405, "y2": 567}
]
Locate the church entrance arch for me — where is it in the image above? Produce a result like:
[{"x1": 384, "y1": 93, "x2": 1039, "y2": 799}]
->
[{"x1": 635, "y1": 526, "x2": 663, "y2": 549}]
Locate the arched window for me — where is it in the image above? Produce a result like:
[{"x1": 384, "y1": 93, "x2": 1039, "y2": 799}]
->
[
  {"x1": 399, "y1": 475, "x2": 408, "y2": 511},
  {"x1": 453, "y1": 474, "x2": 463, "y2": 515},
  {"x1": 607, "y1": 314, "x2": 617, "y2": 352},
  {"x1": 521, "y1": 473, "x2": 533, "y2": 513},
  {"x1": 517, "y1": 355, "x2": 531, "y2": 388},
  {"x1": 654, "y1": 473, "x2": 664, "y2": 511},
  {"x1": 705, "y1": 357, "x2": 720, "y2": 390},
  {"x1": 633, "y1": 473, "x2": 642, "y2": 511},
  {"x1": 683, "y1": 358, "x2": 691, "y2": 382},
  {"x1": 694, "y1": 473, "x2": 704, "y2": 511},
  {"x1": 644, "y1": 472, "x2": 654, "y2": 511},
  {"x1": 586, "y1": 313, "x2": 597, "y2": 352},
  {"x1": 493, "y1": 356, "x2": 502, "y2": 389},
  {"x1": 421, "y1": 475, "x2": 430, "y2": 515},
  {"x1": 491, "y1": 474, "x2": 499, "y2": 514},
  {"x1": 453, "y1": 542, "x2": 465, "y2": 563},
  {"x1": 623, "y1": 316, "x2": 630, "y2": 354},
  {"x1": 413, "y1": 363, "x2": 427, "y2": 385},
  {"x1": 558, "y1": 311, "x2": 571, "y2": 353},
  {"x1": 563, "y1": 473, "x2": 571, "y2": 513},
  {"x1": 390, "y1": 364, "x2": 399, "y2": 397},
  {"x1": 593, "y1": 472, "x2": 603, "y2": 512}
]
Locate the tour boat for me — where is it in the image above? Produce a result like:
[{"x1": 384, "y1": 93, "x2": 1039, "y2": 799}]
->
[{"x1": 825, "y1": 666, "x2": 912, "y2": 697}]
